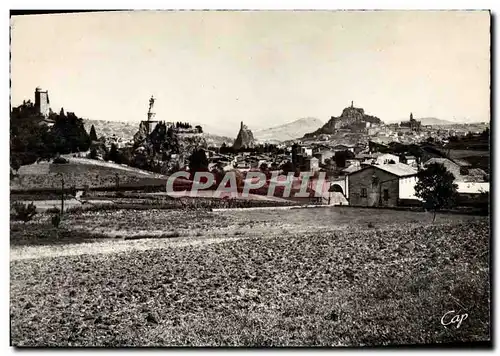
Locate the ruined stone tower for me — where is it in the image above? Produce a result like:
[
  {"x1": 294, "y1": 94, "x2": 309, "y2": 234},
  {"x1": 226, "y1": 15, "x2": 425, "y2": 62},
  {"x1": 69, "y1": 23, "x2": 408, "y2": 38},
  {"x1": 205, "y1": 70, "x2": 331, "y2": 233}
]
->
[{"x1": 34, "y1": 87, "x2": 50, "y2": 117}]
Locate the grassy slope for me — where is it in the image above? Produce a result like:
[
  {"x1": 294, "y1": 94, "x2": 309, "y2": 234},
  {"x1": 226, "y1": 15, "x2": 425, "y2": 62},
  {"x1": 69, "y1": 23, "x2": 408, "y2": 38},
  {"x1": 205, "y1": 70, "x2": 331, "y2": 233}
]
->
[
  {"x1": 10, "y1": 209, "x2": 490, "y2": 347},
  {"x1": 12, "y1": 158, "x2": 167, "y2": 191}
]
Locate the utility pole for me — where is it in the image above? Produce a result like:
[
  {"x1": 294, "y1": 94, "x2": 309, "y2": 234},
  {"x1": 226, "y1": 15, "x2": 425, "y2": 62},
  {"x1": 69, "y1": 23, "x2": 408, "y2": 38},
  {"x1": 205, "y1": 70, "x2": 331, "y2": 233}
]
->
[{"x1": 57, "y1": 173, "x2": 65, "y2": 216}]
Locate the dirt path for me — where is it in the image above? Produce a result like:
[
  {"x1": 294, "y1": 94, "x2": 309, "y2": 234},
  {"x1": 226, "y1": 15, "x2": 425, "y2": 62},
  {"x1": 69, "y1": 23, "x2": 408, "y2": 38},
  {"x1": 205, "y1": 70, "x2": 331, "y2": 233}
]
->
[{"x1": 10, "y1": 235, "x2": 246, "y2": 261}]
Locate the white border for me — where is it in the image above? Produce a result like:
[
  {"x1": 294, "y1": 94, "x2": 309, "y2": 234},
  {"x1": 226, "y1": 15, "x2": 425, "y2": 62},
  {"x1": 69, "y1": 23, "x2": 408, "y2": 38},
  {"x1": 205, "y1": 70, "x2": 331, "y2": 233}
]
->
[{"x1": 3, "y1": 2, "x2": 497, "y2": 355}]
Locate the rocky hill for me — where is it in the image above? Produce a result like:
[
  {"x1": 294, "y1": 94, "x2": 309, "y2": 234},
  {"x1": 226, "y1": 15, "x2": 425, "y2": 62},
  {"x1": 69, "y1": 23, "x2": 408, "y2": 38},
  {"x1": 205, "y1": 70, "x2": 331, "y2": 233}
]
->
[
  {"x1": 303, "y1": 104, "x2": 383, "y2": 138},
  {"x1": 233, "y1": 121, "x2": 256, "y2": 149},
  {"x1": 129, "y1": 121, "x2": 209, "y2": 173},
  {"x1": 254, "y1": 117, "x2": 323, "y2": 143}
]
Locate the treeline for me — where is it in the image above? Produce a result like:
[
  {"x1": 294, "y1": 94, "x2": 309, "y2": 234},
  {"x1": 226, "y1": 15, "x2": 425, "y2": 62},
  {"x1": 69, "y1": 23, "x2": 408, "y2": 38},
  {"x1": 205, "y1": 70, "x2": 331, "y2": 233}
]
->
[
  {"x1": 219, "y1": 142, "x2": 286, "y2": 155},
  {"x1": 175, "y1": 122, "x2": 192, "y2": 129},
  {"x1": 446, "y1": 128, "x2": 489, "y2": 150},
  {"x1": 10, "y1": 102, "x2": 91, "y2": 169}
]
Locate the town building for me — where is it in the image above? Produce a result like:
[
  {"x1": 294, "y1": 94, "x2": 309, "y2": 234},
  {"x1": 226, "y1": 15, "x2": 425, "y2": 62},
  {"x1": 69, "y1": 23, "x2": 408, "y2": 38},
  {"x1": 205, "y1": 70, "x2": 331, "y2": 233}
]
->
[
  {"x1": 313, "y1": 148, "x2": 335, "y2": 165},
  {"x1": 400, "y1": 155, "x2": 418, "y2": 167},
  {"x1": 345, "y1": 163, "x2": 419, "y2": 207},
  {"x1": 424, "y1": 158, "x2": 489, "y2": 194},
  {"x1": 400, "y1": 113, "x2": 421, "y2": 132},
  {"x1": 305, "y1": 157, "x2": 319, "y2": 172},
  {"x1": 300, "y1": 146, "x2": 313, "y2": 157},
  {"x1": 374, "y1": 153, "x2": 400, "y2": 165}
]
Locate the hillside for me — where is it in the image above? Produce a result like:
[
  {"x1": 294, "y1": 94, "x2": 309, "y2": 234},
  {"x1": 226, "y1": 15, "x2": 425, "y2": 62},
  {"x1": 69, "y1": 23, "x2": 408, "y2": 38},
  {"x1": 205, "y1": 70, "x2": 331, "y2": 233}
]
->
[
  {"x1": 11, "y1": 157, "x2": 168, "y2": 191},
  {"x1": 303, "y1": 105, "x2": 382, "y2": 138},
  {"x1": 202, "y1": 133, "x2": 234, "y2": 147},
  {"x1": 254, "y1": 117, "x2": 323, "y2": 143},
  {"x1": 83, "y1": 119, "x2": 138, "y2": 140},
  {"x1": 84, "y1": 119, "x2": 232, "y2": 147}
]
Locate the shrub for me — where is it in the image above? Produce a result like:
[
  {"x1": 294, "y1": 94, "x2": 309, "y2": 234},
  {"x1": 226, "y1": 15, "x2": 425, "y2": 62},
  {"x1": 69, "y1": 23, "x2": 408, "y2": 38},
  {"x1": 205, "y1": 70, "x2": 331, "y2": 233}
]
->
[
  {"x1": 89, "y1": 148, "x2": 98, "y2": 160},
  {"x1": 53, "y1": 156, "x2": 69, "y2": 164},
  {"x1": 51, "y1": 214, "x2": 61, "y2": 228},
  {"x1": 46, "y1": 207, "x2": 61, "y2": 214},
  {"x1": 11, "y1": 202, "x2": 37, "y2": 222}
]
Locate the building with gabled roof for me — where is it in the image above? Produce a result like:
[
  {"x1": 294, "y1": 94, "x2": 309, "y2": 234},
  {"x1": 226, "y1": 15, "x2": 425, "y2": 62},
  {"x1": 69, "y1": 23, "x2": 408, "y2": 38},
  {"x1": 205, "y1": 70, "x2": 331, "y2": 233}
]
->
[{"x1": 345, "y1": 162, "x2": 419, "y2": 207}]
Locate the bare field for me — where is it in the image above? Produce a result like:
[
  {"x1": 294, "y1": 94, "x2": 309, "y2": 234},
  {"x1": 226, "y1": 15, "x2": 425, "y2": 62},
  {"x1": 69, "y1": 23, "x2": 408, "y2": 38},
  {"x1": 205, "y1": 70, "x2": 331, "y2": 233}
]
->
[
  {"x1": 11, "y1": 207, "x2": 482, "y2": 247},
  {"x1": 10, "y1": 208, "x2": 490, "y2": 346}
]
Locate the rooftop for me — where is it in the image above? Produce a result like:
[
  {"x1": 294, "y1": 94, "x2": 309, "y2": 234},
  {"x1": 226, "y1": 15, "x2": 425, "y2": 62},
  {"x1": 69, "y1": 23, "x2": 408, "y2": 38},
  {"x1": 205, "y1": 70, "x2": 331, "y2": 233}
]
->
[
  {"x1": 373, "y1": 162, "x2": 418, "y2": 177},
  {"x1": 343, "y1": 165, "x2": 362, "y2": 174}
]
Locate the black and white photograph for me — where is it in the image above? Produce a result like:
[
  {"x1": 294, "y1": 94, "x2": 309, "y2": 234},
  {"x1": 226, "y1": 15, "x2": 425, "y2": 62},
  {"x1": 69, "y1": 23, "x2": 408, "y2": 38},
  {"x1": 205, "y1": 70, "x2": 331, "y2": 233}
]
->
[{"x1": 9, "y1": 9, "x2": 491, "y2": 348}]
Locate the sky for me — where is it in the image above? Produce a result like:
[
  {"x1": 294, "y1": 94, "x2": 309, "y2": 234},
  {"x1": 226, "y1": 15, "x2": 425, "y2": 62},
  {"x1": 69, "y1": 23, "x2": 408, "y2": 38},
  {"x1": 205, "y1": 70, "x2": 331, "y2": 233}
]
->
[{"x1": 10, "y1": 10, "x2": 490, "y2": 137}]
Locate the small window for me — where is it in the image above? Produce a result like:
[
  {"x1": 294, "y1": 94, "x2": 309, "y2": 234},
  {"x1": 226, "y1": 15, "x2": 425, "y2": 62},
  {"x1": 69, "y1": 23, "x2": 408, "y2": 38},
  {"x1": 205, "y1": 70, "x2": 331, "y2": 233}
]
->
[
  {"x1": 361, "y1": 188, "x2": 367, "y2": 197},
  {"x1": 383, "y1": 189, "x2": 389, "y2": 201}
]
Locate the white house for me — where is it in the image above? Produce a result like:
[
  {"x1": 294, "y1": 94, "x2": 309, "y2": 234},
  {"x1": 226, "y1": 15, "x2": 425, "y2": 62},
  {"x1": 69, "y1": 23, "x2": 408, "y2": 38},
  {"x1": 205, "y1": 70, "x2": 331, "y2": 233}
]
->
[
  {"x1": 345, "y1": 162, "x2": 421, "y2": 207},
  {"x1": 300, "y1": 147, "x2": 313, "y2": 157},
  {"x1": 375, "y1": 153, "x2": 400, "y2": 165},
  {"x1": 456, "y1": 182, "x2": 489, "y2": 194},
  {"x1": 424, "y1": 158, "x2": 489, "y2": 194},
  {"x1": 398, "y1": 175, "x2": 420, "y2": 200}
]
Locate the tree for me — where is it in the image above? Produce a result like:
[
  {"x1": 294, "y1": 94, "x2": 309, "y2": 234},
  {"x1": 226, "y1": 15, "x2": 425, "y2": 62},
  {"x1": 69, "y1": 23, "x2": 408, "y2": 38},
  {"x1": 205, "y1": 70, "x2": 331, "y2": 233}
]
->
[
  {"x1": 10, "y1": 101, "x2": 55, "y2": 165},
  {"x1": 89, "y1": 124, "x2": 98, "y2": 141},
  {"x1": 10, "y1": 157, "x2": 20, "y2": 172},
  {"x1": 107, "y1": 143, "x2": 120, "y2": 163},
  {"x1": 188, "y1": 149, "x2": 209, "y2": 179},
  {"x1": 334, "y1": 151, "x2": 347, "y2": 168},
  {"x1": 414, "y1": 163, "x2": 458, "y2": 222},
  {"x1": 89, "y1": 147, "x2": 98, "y2": 160},
  {"x1": 281, "y1": 161, "x2": 294, "y2": 175},
  {"x1": 51, "y1": 110, "x2": 91, "y2": 154}
]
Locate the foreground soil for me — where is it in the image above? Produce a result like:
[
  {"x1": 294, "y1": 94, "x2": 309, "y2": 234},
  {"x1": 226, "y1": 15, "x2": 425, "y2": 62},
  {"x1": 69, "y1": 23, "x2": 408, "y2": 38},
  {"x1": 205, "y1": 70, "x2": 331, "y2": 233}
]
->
[{"x1": 10, "y1": 208, "x2": 490, "y2": 347}]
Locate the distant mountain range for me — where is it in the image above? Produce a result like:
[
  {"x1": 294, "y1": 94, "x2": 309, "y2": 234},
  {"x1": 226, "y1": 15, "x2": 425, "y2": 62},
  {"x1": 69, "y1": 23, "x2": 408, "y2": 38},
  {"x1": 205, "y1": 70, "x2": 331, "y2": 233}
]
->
[
  {"x1": 417, "y1": 117, "x2": 458, "y2": 126},
  {"x1": 393, "y1": 117, "x2": 486, "y2": 126},
  {"x1": 254, "y1": 117, "x2": 324, "y2": 143}
]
